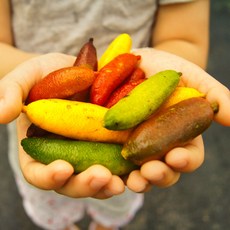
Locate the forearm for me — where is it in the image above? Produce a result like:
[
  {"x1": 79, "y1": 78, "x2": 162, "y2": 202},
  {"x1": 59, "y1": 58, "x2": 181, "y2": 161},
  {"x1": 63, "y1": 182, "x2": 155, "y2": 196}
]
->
[
  {"x1": 154, "y1": 39, "x2": 209, "y2": 69},
  {"x1": 0, "y1": 43, "x2": 37, "y2": 79},
  {"x1": 152, "y1": 0, "x2": 210, "y2": 69}
]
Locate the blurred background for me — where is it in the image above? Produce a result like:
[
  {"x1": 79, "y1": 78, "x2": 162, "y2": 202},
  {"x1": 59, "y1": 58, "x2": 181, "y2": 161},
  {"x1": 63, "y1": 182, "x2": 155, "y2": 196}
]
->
[{"x1": 0, "y1": 1, "x2": 229, "y2": 229}]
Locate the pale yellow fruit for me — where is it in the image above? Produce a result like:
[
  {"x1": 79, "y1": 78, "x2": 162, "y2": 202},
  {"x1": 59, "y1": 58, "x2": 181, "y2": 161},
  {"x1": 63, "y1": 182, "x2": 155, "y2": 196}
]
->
[
  {"x1": 160, "y1": 87, "x2": 205, "y2": 110},
  {"x1": 98, "y1": 33, "x2": 132, "y2": 70}
]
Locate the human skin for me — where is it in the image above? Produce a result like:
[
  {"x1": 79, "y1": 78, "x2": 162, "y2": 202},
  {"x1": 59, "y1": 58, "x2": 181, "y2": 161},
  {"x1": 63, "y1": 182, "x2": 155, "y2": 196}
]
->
[
  {"x1": 0, "y1": 48, "x2": 229, "y2": 198},
  {"x1": 0, "y1": 0, "x2": 222, "y2": 199}
]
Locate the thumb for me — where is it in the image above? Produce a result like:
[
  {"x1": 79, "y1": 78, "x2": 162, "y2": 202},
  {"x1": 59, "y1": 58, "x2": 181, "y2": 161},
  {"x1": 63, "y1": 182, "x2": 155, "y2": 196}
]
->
[
  {"x1": 0, "y1": 78, "x2": 24, "y2": 123},
  {"x1": 0, "y1": 57, "x2": 43, "y2": 124},
  {"x1": 0, "y1": 53, "x2": 76, "y2": 124}
]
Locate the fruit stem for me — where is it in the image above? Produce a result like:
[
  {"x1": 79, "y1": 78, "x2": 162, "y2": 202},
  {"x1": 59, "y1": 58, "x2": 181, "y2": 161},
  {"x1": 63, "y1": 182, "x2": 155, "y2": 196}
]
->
[
  {"x1": 211, "y1": 101, "x2": 219, "y2": 114},
  {"x1": 22, "y1": 105, "x2": 27, "y2": 113}
]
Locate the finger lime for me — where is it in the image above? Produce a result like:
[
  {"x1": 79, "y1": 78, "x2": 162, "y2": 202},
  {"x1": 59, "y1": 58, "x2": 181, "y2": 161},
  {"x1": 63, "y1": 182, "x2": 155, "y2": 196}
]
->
[
  {"x1": 104, "y1": 70, "x2": 181, "y2": 130},
  {"x1": 21, "y1": 137, "x2": 138, "y2": 175}
]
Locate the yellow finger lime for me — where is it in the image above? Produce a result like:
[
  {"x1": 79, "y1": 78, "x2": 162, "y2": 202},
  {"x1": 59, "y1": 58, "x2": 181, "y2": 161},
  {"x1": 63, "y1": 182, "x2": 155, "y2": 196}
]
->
[
  {"x1": 23, "y1": 99, "x2": 131, "y2": 143},
  {"x1": 98, "y1": 33, "x2": 132, "y2": 70},
  {"x1": 160, "y1": 86, "x2": 205, "y2": 110}
]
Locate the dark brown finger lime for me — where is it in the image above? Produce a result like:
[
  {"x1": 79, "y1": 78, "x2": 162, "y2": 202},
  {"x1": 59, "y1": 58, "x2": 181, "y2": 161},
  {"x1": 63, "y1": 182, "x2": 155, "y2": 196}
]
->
[{"x1": 122, "y1": 97, "x2": 214, "y2": 165}]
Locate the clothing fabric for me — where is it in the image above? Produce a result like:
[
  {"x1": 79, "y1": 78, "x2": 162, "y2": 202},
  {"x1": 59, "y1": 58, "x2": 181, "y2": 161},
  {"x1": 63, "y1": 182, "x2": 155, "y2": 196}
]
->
[
  {"x1": 9, "y1": 0, "x2": 194, "y2": 229},
  {"x1": 160, "y1": 0, "x2": 194, "y2": 4}
]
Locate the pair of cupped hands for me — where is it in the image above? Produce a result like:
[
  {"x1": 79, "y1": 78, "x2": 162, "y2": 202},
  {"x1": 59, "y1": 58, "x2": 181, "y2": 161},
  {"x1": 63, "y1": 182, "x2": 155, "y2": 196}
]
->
[{"x1": 0, "y1": 48, "x2": 229, "y2": 199}]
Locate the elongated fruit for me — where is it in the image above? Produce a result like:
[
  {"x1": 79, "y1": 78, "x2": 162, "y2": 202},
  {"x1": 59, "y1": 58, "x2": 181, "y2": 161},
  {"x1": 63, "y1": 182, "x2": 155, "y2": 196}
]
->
[
  {"x1": 98, "y1": 33, "x2": 132, "y2": 70},
  {"x1": 105, "y1": 79, "x2": 145, "y2": 108},
  {"x1": 121, "y1": 97, "x2": 214, "y2": 165},
  {"x1": 69, "y1": 38, "x2": 97, "y2": 101},
  {"x1": 105, "y1": 67, "x2": 146, "y2": 108},
  {"x1": 73, "y1": 38, "x2": 98, "y2": 71},
  {"x1": 90, "y1": 53, "x2": 140, "y2": 106},
  {"x1": 160, "y1": 86, "x2": 205, "y2": 110},
  {"x1": 22, "y1": 99, "x2": 131, "y2": 143},
  {"x1": 104, "y1": 70, "x2": 181, "y2": 130},
  {"x1": 26, "y1": 66, "x2": 95, "y2": 104},
  {"x1": 21, "y1": 138, "x2": 138, "y2": 175}
]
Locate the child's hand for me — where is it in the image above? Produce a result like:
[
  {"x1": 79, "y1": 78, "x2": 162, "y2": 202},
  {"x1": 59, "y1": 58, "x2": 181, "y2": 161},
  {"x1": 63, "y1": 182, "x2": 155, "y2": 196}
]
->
[
  {"x1": 0, "y1": 53, "x2": 126, "y2": 199},
  {"x1": 1, "y1": 49, "x2": 229, "y2": 198},
  {"x1": 125, "y1": 48, "x2": 230, "y2": 192},
  {"x1": 17, "y1": 112, "x2": 125, "y2": 200},
  {"x1": 0, "y1": 53, "x2": 76, "y2": 123},
  {"x1": 133, "y1": 48, "x2": 230, "y2": 127}
]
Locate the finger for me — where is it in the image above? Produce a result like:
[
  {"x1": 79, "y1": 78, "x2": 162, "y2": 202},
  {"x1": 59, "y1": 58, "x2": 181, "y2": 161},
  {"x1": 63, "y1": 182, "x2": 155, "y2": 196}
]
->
[
  {"x1": 17, "y1": 112, "x2": 77, "y2": 191},
  {"x1": 140, "y1": 160, "x2": 181, "y2": 188},
  {"x1": 203, "y1": 82, "x2": 230, "y2": 126},
  {"x1": 102, "y1": 175, "x2": 125, "y2": 196},
  {"x1": 0, "y1": 79, "x2": 23, "y2": 123},
  {"x1": 165, "y1": 135, "x2": 205, "y2": 172},
  {"x1": 0, "y1": 53, "x2": 75, "y2": 124},
  {"x1": 126, "y1": 170, "x2": 150, "y2": 193},
  {"x1": 55, "y1": 165, "x2": 113, "y2": 198},
  {"x1": 180, "y1": 70, "x2": 230, "y2": 127},
  {"x1": 182, "y1": 69, "x2": 230, "y2": 127},
  {"x1": 21, "y1": 159, "x2": 74, "y2": 190},
  {"x1": 92, "y1": 175, "x2": 125, "y2": 199}
]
